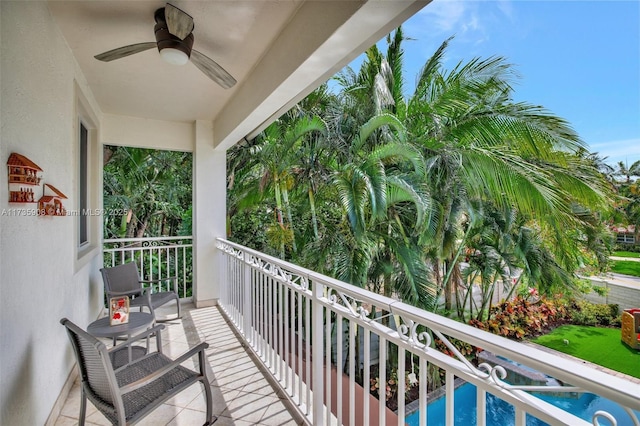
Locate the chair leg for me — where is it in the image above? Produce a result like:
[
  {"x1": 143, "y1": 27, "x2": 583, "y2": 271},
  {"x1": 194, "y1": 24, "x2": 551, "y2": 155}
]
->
[
  {"x1": 176, "y1": 297, "x2": 181, "y2": 319},
  {"x1": 201, "y1": 379, "x2": 216, "y2": 425},
  {"x1": 79, "y1": 387, "x2": 87, "y2": 426}
]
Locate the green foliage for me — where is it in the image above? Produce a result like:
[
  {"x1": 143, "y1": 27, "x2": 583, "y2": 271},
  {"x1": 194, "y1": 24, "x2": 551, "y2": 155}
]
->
[
  {"x1": 227, "y1": 30, "x2": 615, "y2": 314},
  {"x1": 614, "y1": 251, "x2": 640, "y2": 258},
  {"x1": 468, "y1": 296, "x2": 572, "y2": 340},
  {"x1": 571, "y1": 300, "x2": 620, "y2": 327},
  {"x1": 610, "y1": 260, "x2": 640, "y2": 277},
  {"x1": 614, "y1": 244, "x2": 640, "y2": 253},
  {"x1": 573, "y1": 278, "x2": 609, "y2": 297},
  {"x1": 103, "y1": 146, "x2": 192, "y2": 238},
  {"x1": 469, "y1": 297, "x2": 621, "y2": 341},
  {"x1": 532, "y1": 325, "x2": 640, "y2": 379},
  {"x1": 178, "y1": 206, "x2": 192, "y2": 236}
]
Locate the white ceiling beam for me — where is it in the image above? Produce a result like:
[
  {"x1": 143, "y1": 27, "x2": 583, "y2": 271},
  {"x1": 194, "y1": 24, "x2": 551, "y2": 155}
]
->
[{"x1": 213, "y1": 0, "x2": 430, "y2": 150}]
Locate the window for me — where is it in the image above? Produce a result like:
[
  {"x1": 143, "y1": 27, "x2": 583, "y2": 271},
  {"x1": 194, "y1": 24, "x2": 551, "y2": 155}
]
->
[
  {"x1": 74, "y1": 81, "x2": 100, "y2": 269},
  {"x1": 617, "y1": 233, "x2": 635, "y2": 244},
  {"x1": 79, "y1": 121, "x2": 88, "y2": 246}
]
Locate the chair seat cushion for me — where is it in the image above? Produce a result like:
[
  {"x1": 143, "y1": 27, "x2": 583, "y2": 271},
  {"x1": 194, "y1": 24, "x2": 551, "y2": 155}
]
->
[
  {"x1": 149, "y1": 292, "x2": 178, "y2": 308},
  {"x1": 114, "y1": 353, "x2": 198, "y2": 422},
  {"x1": 129, "y1": 291, "x2": 177, "y2": 310},
  {"x1": 109, "y1": 345, "x2": 148, "y2": 369}
]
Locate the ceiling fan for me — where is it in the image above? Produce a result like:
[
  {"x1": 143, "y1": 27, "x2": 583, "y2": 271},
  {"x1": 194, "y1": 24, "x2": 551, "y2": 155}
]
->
[{"x1": 94, "y1": 3, "x2": 236, "y2": 89}]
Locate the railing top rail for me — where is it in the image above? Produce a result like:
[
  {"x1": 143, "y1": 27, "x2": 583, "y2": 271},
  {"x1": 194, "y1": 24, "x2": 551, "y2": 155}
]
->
[
  {"x1": 216, "y1": 237, "x2": 640, "y2": 412},
  {"x1": 104, "y1": 236, "x2": 192, "y2": 244},
  {"x1": 391, "y1": 301, "x2": 640, "y2": 411}
]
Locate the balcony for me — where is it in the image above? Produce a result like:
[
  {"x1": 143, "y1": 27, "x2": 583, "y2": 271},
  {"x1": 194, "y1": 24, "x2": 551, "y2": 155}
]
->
[
  {"x1": 54, "y1": 303, "x2": 303, "y2": 426},
  {"x1": 59, "y1": 238, "x2": 639, "y2": 425}
]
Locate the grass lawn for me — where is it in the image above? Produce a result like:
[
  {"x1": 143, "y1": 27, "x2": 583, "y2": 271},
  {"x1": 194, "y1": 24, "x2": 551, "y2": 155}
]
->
[
  {"x1": 531, "y1": 325, "x2": 640, "y2": 379},
  {"x1": 610, "y1": 260, "x2": 640, "y2": 277},
  {"x1": 613, "y1": 251, "x2": 640, "y2": 258}
]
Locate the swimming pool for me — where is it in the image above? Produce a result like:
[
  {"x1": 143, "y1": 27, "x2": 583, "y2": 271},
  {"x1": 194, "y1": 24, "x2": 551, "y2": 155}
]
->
[{"x1": 405, "y1": 382, "x2": 639, "y2": 426}]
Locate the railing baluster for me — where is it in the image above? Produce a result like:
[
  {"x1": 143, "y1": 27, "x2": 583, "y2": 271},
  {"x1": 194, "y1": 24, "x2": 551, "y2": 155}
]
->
[
  {"x1": 243, "y1": 254, "x2": 251, "y2": 338},
  {"x1": 477, "y1": 387, "x2": 486, "y2": 426},
  {"x1": 103, "y1": 237, "x2": 193, "y2": 299},
  {"x1": 311, "y1": 281, "x2": 324, "y2": 426},
  {"x1": 297, "y1": 289, "x2": 302, "y2": 402},
  {"x1": 255, "y1": 269, "x2": 260, "y2": 347},
  {"x1": 269, "y1": 275, "x2": 275, "y2": 371},
  {"x1": 286, "y1": 284, "x2": 292, "y2": 394},
  {"x1": 445, "y1": 371, "x2": 454, "y2": 426},
  {"x1": 324, "y1": 294, "x2": 332, "y2": 426},
  {"x1": 181, "y1": 245, "x2": 186, "y2": 298},
  {"x1": 379, "y1": 335, "x2": 386, "y2": 426},
  {"x1": 515, "y1": 406, "x2": 526, "y2": 426},
  {"x1": 336, "y1": 313, "x2": 343, "y2": 426},
  {"x1": 305, "y1": 286, "x2": 311, "y2": 416},
  {"x1": 398, "y1": 346, "x2": 405, "y2": 426},
  {"x1": 364, "y1": 327, "x2": 370, "y2": 426},
  {"x1": 253, "y1": 267, "x2": 258, "y2": 354},
  {"x1": 419, "y1": 358, "x2": 427, "y2": 426},
  {"x1": 278, "y1": 278, "x2": 283, "y2": 379},
  {"x1": 349, "y1": 320, "x2": 355, "y2": 426},
  {"x1": 214, "y1": 238, "x2": 640, "y2": 426},
  {"x1": 262, "y1": 271, "x2": 267, "y2": 362}
]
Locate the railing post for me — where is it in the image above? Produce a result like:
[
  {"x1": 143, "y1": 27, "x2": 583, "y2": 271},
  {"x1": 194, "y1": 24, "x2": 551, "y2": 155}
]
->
[
  {"x1": 243, "y1": 251, "x2": 252, "y2": 342},
  {"x1": 312, "y1": 280, "x2": 324, "y2": 425}
]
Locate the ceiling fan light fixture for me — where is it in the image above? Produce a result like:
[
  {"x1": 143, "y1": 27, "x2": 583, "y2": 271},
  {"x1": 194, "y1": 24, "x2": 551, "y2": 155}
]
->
[
  {"x1": 160, "y1": 47, "x2": 189, "y2": 65},
  {"x1": 94, "y1": 4, "x2": 236, "y2": 88}
]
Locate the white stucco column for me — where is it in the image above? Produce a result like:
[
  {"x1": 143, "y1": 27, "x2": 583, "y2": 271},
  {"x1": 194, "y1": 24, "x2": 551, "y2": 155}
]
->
[{"x1": 193, "y1": 120, "x2": 226, "y2": 307}]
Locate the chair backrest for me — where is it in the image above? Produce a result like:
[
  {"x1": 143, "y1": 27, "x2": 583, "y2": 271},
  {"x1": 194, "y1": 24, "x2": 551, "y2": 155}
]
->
[
  {"x1": 60, "y1": 318, "x2": 121, "y2": 410},
  {"x1": 101, "y1": 262, "x2": 142, "y2": 297}
]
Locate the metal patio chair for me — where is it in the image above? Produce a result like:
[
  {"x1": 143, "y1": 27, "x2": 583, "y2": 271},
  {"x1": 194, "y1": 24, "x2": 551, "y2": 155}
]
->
[
  {"x1": 60, "y1": 318, "x2": 215, "y2": 425},
  {"x1": 101, "y1": 262, "x2": 181, "y2": 320}
]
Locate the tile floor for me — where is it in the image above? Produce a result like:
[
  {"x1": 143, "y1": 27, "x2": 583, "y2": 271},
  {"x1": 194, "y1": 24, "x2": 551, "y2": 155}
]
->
[{"x1": 54, "y1": 305, "x2": 303, "y2": 425}]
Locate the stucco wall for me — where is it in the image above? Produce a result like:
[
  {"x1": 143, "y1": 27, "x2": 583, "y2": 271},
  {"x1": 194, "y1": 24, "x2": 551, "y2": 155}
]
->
[
  {"x1": 1, "y1": 2, "x2": 104, "y2": 425},
  {"x1": 583, "y1": 278, "x2": 640, "y2": 312}
]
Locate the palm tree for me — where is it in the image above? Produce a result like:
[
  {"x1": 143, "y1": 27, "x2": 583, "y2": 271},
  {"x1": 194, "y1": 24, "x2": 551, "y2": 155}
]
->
[
  {"x1": 402, "y1": 36, "x2": 612, "y2": 308},
  {"x1": 228, "y1": 115, "x2": 326, "y2": 258},
  {"x1": 614, "y1": 160, "x2": 640, "y2": 183},
  {"x1": 103, "y1": 147, "x2": 191, "y2": 239},
  {"x1": 330, "y1": 113, "x2": 434, "y2": 307},
  {"x1": 457, "y1": 200, "x2": 576, "y2": 321}
]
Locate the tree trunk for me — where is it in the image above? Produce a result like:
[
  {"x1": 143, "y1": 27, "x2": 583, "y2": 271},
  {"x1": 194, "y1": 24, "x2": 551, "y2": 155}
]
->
[
  {"x1": 308, "y1": 187, "x2": 319, "y2": 240},
  {"x1": 273, "y1": 174, "x2": 285, "y2": 258},
  {"x1": 282, "y1": 186, "x2": 297, "y2": 253}
]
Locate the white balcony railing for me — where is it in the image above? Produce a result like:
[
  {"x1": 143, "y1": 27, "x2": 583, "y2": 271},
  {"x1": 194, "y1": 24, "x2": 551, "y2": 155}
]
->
[
  {"x1": 103, "y1": 236, "x2": 193, "y2": 299},
  {"x1": 217, "y1": 238, "x2": 640, "y2": 426}
]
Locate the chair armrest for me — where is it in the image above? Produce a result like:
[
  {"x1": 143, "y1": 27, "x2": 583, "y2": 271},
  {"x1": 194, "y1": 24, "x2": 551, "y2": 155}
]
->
[
  {"x1": 140, "y1": 276, "x2": 178, "y2": 293},
  {"x1": 107, "y1": 289, "x2": 142, "y2": 298},
  {"x1": 108, "y1": 324, "x2": 165, "y2": 354},
  {"x1": 140, "y1": 276, "x2": 177, "y2": 283},
  {"x1": 119, "y1": 342, "x2": 209, "y2": 393}
]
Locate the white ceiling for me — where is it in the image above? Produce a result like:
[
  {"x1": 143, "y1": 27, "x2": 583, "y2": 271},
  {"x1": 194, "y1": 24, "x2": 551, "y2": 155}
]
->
[
  {"x1": 48, "y1": 1, "x2": 429, "y2": 148},
  {"x1": 48, "y1": 1, "x2": 304, "y2": 123}
]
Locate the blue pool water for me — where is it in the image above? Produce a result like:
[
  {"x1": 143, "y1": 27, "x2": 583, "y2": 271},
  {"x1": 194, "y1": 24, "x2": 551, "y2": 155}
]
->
[{"x1": 405, "y1": 383, "x2": 639, "y2": 426}]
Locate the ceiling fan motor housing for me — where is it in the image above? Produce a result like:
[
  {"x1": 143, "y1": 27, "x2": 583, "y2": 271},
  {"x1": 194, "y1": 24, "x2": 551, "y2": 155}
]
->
[{"x1": 154, "y1": 7, "x2": 194, "y2": 57}]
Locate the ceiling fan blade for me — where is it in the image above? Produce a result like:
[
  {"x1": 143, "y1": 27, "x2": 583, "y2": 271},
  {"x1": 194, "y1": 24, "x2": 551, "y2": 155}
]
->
[
  {"x1": 95, "y1": 42, "x2": 157, "y2": 62},
  {"x1": 165, "y1": 3, "x2": 194, "y2": 40},
  {"x1": 191, "y1": 50, "x2": 237, "y2": 89}
]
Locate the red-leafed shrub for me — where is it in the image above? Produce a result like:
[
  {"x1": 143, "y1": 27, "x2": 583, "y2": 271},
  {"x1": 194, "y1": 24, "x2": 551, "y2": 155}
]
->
[{"x1": 468, "y1": 296, "x2": 572, "y2": 340}]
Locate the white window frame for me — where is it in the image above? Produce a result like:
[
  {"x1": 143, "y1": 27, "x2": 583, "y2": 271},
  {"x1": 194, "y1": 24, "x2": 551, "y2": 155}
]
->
[{"x1": 75, "y1": 82, "x2": 100, "y2": 270}]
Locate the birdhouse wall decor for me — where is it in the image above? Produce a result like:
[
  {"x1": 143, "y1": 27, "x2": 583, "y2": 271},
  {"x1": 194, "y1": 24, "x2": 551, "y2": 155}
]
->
[
  {"x1": 7, "y1": 153, "x2": 43, "y2": 203},
  {"x1": 38, "y1": 184, "x2": 67, "y2": 216}
]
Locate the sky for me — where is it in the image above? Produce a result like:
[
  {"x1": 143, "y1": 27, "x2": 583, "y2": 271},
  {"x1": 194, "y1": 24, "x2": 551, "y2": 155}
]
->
[{"x1": 346, "y1": 0, "x2": 640, "y2": 168}]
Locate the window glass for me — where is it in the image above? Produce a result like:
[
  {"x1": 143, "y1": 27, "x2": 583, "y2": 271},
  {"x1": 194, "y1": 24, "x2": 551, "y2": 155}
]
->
[{"x1": 79, "y1": 121, "x2": 88, "y2": 246}]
